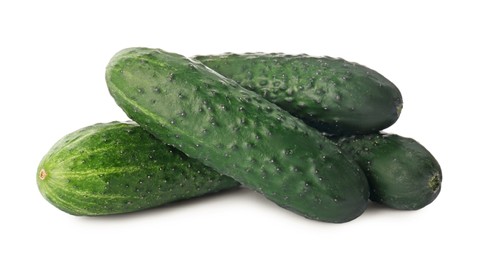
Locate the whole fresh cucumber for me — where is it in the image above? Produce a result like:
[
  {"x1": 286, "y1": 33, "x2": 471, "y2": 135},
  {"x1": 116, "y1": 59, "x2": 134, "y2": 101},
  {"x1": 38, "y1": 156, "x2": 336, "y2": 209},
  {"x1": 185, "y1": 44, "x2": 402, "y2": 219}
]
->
[
  {"x1": 37, "y1": 121, "x2": 240, "y2": 216},
  {"x1": 195, "y1": 53, "x2": 403, "y2": 135},
  {"x1": 106, "y1": 47, "x2": 369, "y2": 223},
  {"x1": 336, "y1": 134, "x2": 442, "y2": 210}
]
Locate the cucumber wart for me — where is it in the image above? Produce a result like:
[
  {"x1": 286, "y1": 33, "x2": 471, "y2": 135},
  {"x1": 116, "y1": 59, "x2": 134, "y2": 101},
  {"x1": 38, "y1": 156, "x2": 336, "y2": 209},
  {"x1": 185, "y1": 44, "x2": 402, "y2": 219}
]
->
[
  {"x1": 37, "y1": 121, "x2": 240, "y2": 216},
  {"x1": 106, "y1": 47, "x2": 370, "y2": 223}
]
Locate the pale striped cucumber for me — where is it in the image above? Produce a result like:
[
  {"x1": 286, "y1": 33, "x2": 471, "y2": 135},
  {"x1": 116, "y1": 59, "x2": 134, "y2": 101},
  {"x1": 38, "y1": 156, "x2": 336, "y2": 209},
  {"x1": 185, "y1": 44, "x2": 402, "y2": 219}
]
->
[{"x1": 37, "y1": 121, "x2": 240, "y2": 216}]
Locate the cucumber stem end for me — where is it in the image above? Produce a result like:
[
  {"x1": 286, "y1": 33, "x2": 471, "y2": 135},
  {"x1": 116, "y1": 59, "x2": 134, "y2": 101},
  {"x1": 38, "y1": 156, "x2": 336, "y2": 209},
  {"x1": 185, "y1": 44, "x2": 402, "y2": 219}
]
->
[
  {"x1": 39, "y1": 169, "x2": 47, "y2": 180},
  {"x1": 429, "y1": 173, "x2": 441, "y2": 193}
]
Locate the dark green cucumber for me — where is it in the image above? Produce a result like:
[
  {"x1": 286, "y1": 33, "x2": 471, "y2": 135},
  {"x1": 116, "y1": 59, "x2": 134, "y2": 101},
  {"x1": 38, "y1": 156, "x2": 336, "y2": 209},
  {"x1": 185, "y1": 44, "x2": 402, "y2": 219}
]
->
[
  {"x1": 195, "y1": 53, "x2": 403, "y2": 135},
  {"x1": 336, "y1": 134, "x2": 442, "y2": 210},
  {"x1": 37, "y1": 121, "x2": 240, "y2": 216},
  {"x1": 195, "y1": 54, "x2": 441, "y2": 210},
  {"x1": 106, "y1": 47, "x2": 369, "y2": 223}
]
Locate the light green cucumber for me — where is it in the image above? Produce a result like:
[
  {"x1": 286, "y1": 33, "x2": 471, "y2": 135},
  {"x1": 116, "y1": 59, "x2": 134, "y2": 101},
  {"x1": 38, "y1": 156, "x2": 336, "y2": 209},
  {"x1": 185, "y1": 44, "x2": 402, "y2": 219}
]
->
[{"x1": 37, "y1": 121, "x2": 240, "y2": 216}]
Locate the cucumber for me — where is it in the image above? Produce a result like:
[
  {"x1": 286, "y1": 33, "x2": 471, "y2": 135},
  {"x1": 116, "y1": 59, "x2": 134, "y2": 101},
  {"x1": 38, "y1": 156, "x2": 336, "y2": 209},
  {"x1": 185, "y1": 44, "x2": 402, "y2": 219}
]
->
[
  {"x1": 36, "y1": 121, "x2": 240, "y2": 216},
  {"x1": 194, "y1": 53, "x2": 403, "y2": 135},
  {"x1": 196, "y1": 53, "x2": 441, "y2": 209},
  {"x1": 335, "y1": 134, "x2": 442, "y2": 210},
  {"x1": 106, "y1": 47, "x2": 369, "y2": 223}
]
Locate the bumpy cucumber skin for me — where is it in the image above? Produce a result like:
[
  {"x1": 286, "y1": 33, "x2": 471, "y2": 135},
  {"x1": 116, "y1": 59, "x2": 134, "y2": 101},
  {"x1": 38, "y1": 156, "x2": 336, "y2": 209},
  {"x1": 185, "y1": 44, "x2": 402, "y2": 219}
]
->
[
  {"x1": 195, "y1": 53, "x2": 403, "y2": 135},
  {"x1": 106, "y1": 47, "x2": 369, "y2": 223},
  {"x1": 195, "y1": 54, "x2": 441, "y2": 210},
  {"x1": 36, "y1": 122, "x2": 240, "y2": 216},
  {"x1": 336, "y1": 134, "x2": 442, "y2": 210}
]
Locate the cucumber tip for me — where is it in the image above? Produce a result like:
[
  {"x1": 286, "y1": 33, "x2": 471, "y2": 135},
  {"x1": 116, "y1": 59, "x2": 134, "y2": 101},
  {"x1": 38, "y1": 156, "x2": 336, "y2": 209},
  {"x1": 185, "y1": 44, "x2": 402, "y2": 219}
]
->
[
  {"x1": 39, "y1": 169, "x2": 47, "y2": 180},
  {"x1": 429, "y1": 173, "x2": 441, "y2": 193}
]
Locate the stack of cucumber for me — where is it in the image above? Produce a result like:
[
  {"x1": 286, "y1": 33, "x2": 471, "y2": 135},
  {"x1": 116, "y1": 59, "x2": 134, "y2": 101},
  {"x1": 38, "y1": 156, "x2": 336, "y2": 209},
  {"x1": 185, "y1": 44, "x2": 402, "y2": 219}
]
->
[{"x1": 37, "y1": 47, "x2": 442, "y2": 223}]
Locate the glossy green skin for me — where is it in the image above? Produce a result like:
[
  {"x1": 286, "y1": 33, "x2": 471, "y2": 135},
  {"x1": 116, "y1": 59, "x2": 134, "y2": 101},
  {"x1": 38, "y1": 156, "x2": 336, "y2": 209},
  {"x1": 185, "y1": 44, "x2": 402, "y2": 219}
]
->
[
  {"x1": 195, "y1": 53, "x2": 403, "y2": 135},
  {"x1": 195, "y1": 54, "x2": 440, "y2": 209},
  {"x1": 37, "y1": 122, "x2": 240, "y2": 216},
  {"x1": 106, "y1": 47, "x2": 369, "y2": 223},
  {"x1": 336, "y1": 134, "x2": 442, "y2": 210}
]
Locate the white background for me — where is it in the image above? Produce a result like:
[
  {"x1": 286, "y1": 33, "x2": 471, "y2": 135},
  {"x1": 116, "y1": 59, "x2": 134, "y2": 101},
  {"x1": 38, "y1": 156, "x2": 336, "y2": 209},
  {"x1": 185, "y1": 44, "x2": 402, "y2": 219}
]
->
[{"x1": 1, "y1": 0, "x2": 476, "y2": 259}]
